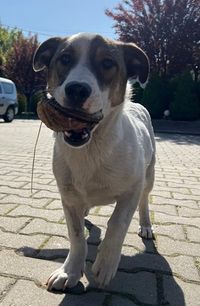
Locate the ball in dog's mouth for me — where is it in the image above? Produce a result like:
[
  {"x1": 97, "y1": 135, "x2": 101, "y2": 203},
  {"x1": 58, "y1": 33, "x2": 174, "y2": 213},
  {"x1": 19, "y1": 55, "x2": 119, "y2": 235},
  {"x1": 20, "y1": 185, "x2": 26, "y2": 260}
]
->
[{"x1": 37, "y1": 95, "x2": 103, "y2": 147}]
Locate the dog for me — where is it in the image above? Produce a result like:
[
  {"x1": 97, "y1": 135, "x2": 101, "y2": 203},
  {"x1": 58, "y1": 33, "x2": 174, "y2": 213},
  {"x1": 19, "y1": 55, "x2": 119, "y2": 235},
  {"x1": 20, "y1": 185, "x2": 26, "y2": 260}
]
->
[{"x1": 33, "y1": 33, "x2": 155, "y2": 290}]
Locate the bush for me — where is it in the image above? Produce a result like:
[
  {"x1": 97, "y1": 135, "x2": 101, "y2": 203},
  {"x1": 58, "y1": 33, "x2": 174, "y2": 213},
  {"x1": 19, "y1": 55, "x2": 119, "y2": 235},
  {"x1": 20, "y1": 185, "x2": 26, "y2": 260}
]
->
[
  {"x1": 17, "y1": 93, "x2": 27, "y2": 114},
  {"x1": 195, "y1": 81, "x2": 200, "y2": 105},
  {"x1": 170, "y1": 72, "x2": 200, "y2": 121},
  {"x1": 29, "y1": 90, "x2": 43, "y2": 115},
  {"x1": 131, "y1": 82, "x2": 144, "y2": 103},
  {"x1": 140, "y1": 74, "x2": 170, "y2": 119}
]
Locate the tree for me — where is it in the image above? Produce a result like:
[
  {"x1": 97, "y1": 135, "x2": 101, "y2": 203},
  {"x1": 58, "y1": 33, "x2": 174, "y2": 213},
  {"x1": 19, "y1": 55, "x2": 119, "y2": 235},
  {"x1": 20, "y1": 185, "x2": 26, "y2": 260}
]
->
[
  {"x1": 4, "y1": 34, "x2": 46, "y2": 109},
  {"x1": 106, "y1": 0, "x2": 200, "y2": 79},
  {"x1": 0, "y1": 26, "x2": 21, "y2": 76}
]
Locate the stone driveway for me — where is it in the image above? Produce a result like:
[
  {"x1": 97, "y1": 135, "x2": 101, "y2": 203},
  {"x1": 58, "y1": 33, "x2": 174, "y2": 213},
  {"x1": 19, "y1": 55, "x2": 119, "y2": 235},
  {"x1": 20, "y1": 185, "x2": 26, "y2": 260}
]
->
[{"x1": 0, "y1": 119, "x2": 199, "y2": 306}]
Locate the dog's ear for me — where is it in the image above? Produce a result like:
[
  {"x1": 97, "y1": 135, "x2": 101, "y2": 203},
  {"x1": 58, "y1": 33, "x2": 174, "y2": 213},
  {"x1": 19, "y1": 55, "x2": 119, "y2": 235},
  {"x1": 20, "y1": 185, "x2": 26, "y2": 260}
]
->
[
  {"x1": 122, "y1": 43, "x2": 149, "y2": 87},
  {"x1": 33, "y1": 37, "x2": 63, "y2": 72}
]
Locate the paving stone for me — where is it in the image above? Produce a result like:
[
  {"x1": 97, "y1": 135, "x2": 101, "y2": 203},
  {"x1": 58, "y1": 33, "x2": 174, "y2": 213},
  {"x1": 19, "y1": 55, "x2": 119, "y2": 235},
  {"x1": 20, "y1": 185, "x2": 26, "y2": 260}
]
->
[
  {"x1": 0, "y1": 180, "x2": 27, "y2": 188},
  {"x1": 14, "y1": 176, "x2": 53, "y2": 184},
  {"x1": 0, "y1": 204, "x2": 18, "y2": 215},
  {"x1": 123, "y1": 233, "x2": 156, "y2": 253},
  {"x1": 95, "y1": 205, "x2": 115, "y2": 216},
  {"x1": 173, "y1": 193, "x2": 200, "y2": 201},
  {"x1": 178, "y1": 206, "x2": 200, "y2": 218},
  {"x1": 37, "y1": 236, "x2": 70, "y2": 259},
  {"x1": 163, "y1": 276, "x2": 200, "y2": 306},
  {"x1": 1, "y1": 279, "x2": 106, "y2": 306},
  {"x1": 0, "y1": 216, "x2": 30, "y2": 232},
  {"x1": 119, "y1": 250, "x2": 200, "y2": 282},
  {"x1": 0, "y1": 276, "x2": 15, "y2": 297},
  {"x1": 0, "y1": 186, "x2": 35, "y2": 198},
  {"x1": 152, "y1": 196, "x2": 198, "y2": 209},
  {"x1": 8, "y1": 205, "x2": 64, "y2": 222},
  {"x1": 154, "y1": 212, "x2": 200, "y2": 228},
  {"x1": 151, "y1": 190, "x2": 172, "y2": 198},
  {"x1": 23, "y1": 182, "x2": 58, "y2": 193},
  {"x1": 0, "y1": 249, "x2": 60, "y2": 283},
  {"x1": 157, "y1": 236, "x2": 200, "y2": 256},
  {"x1": 0, "y1": 229, "x2": 48, "y2": 252},
  {"x1": 33, "y1": 190, "x2": 60, "y2": 199},
  {"x1": 86, "y1": 262, "x2": 157, "y2": 304},
  {"x1": 127, "y1": 218, "x2": 140, "y2": 233},
  {"x1": 86, "y1": 215, "x2": 109, "y2": 228},
  {"x1": 0, "y1": 249, "x2": 87, "y2": 288},
  {"x1": 0, "y1": 194, "x2": 51, "y2": 207},
  {"x1": 45, "y1": 199, "x2": 62, "y2": 209},
  {"x1": 154, "y1": 224, "x2": 185, "y2": 240},
  {"x1": 154, "y1": 180, "x2": 168, "y2": 187},
  {"x1": 105, "y1": 271, "x2": 157, "y2": 304},
  {"x1": 20, "y1": 218, "x2": 67, "y2": 237},
  {"x1": 168, "y1": 181, "x2": 200, "y2": 189},
  {"x1": 153, "y1": 185, "x2": 190, "y2": 195},
  {"x1": 150, "y1": 204, "x2": 177, "y2": 215},
  {"x1": 186, "y1": 226, "x2": 200, "y2": 243}
]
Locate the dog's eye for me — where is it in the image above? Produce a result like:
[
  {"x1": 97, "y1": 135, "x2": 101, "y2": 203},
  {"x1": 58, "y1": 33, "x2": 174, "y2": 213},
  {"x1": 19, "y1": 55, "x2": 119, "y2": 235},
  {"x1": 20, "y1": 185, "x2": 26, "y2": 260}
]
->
[
  {"x1": 101, "y1": 58, "x2": 115, "y2": 70},
  {"x1": 60, "y1": 54, "x2": 71, "y2": 65}
]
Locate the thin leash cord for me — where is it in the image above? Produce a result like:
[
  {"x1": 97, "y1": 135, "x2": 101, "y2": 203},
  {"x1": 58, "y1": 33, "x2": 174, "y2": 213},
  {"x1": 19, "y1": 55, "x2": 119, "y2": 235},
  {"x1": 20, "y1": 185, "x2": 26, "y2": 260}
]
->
[{"x1": 31, "y1": 121, "x2": 43, "y2": 197}]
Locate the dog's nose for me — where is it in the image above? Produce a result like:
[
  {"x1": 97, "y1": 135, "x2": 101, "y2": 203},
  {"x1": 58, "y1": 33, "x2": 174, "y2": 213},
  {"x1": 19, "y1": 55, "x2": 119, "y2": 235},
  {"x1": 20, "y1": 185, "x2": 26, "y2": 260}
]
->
[{"x1": 65, "y1": 82, "x2": 92, "y2": 106}]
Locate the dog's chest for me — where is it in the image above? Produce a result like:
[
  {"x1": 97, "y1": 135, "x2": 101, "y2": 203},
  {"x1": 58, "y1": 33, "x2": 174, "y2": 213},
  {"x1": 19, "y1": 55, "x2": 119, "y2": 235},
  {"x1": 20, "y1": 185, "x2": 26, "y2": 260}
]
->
[{"x1": 68, "y1": 154, "x2": 135, "y2": 207}]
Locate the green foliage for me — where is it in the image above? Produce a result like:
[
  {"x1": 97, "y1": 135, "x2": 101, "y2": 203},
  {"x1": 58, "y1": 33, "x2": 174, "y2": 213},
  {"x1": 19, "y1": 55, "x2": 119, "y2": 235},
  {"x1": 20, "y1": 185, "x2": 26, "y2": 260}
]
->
[
  {"x1": 195, "y1": 81, "x2": 200, "y2": 105},
  {"x1": 0, "y1": 26, "x2": 21, "y2": 76},
  {"x1": 30, "y1": 90, "x2": 43, "y2": 114},
  {"x1": 17, "y1": 93, "x2": 27, "y2": 114},
  {"x1": 132, "y1": 82, "x2": 144, "y2": 103},
  {"x1": 140, "y1": 75, "x2": 170, "y2": 119},
  {"x1": 170, "y1": 72, "x2": 200, "y2": 121}
]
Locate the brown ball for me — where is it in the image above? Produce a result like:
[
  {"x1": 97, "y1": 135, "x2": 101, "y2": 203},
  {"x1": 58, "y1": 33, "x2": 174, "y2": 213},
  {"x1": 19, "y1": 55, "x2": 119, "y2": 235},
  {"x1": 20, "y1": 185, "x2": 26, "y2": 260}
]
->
[{"x1": 37, "y1": 99, "x2": 88, "y2": 132}]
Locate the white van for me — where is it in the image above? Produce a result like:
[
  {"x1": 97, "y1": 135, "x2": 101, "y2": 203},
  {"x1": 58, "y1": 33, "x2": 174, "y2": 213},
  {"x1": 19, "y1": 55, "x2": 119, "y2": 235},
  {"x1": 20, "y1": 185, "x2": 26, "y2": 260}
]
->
[{"x1": 0, "y1": 77, "x2": 18, "y2": 122}]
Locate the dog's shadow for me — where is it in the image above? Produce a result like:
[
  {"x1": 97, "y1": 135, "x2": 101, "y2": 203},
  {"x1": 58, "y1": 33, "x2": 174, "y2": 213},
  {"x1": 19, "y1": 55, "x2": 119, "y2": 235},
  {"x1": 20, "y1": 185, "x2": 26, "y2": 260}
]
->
[{"x1": 18, "y1": 219, "x2": 185, "y2": 306}]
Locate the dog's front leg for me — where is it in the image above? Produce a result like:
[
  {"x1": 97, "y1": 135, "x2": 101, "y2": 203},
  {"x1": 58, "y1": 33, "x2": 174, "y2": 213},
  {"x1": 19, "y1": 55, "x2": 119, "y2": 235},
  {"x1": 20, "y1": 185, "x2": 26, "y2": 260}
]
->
[
  {"x1": 47, "y1": 201, "x2": 87, "y2": 291},
  {"x1": 92, "y1": 185, "x2": 143, "y2": 288}
]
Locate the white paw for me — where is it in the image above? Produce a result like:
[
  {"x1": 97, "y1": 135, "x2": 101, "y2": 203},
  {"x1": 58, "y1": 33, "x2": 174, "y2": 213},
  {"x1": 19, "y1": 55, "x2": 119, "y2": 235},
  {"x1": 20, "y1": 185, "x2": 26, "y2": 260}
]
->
[
  {"x1": 46, "y1": 266, "x2": 83, "y2": 291},
  {"x1": 138, "y1": 226, "x2": 154, "y2": 239},
  {"x1": 92, "y1": 244, "x2": 121, "y2": 288}
]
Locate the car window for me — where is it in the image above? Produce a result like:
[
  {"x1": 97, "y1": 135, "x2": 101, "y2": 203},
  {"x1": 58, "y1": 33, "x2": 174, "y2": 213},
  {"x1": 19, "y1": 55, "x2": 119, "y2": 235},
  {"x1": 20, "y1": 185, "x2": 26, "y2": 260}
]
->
[
  {"x1": 2, "y1": 82, "x2": 14, "y2": 94},
  {"x1": 0, "y1": 84, "x2": 2, "y2": 94}
]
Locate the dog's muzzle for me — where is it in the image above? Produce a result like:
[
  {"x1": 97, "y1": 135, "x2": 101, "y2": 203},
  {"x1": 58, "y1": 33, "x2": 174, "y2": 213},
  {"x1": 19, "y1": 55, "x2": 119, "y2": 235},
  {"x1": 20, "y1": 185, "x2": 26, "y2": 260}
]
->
[{"x1": 37, "y1": 94, "x2": 103, "y2": 147}]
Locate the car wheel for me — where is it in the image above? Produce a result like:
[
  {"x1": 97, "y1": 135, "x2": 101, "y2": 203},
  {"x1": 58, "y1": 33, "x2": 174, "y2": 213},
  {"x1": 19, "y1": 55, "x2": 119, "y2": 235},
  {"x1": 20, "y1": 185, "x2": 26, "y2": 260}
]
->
[{"x1": 3, "y1": 107, "x2": 15, "y2": 122}]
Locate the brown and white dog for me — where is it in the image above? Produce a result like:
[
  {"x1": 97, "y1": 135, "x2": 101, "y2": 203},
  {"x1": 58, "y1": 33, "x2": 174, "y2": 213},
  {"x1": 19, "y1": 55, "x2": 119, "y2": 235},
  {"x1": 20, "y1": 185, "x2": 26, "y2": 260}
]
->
[{"x1": 33, "y1": 33, "x2": 155, "y2": 290}]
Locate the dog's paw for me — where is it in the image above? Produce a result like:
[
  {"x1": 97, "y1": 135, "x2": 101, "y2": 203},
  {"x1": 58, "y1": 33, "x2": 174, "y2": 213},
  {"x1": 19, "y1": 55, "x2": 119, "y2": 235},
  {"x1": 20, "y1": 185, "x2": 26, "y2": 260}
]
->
[
  {"x1": 46, "y1": 267, "x2": 83, "y2": 291},
  {"x1": 92, "y1": 245, "x2": 121, "y2": 288},
  {"x1": 138, "y1": 225, "x2": 154, "y2": 239}
]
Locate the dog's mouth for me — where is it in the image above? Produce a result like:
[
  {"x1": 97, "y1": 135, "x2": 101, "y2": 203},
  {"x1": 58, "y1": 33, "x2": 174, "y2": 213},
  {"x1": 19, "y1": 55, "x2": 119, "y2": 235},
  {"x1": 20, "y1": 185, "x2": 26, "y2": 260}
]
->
[
  {"x1": 37, "y1": 95, "x2": 103, "y2": 147},
  {"x1": 63, "y1": 123, "x2": 96, "y2": 147}
]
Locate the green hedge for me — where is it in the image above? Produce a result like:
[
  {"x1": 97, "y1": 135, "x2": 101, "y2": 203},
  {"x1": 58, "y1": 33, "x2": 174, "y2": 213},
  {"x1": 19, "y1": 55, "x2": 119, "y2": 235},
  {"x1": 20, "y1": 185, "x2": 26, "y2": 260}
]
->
[
  {"x1": 169, "y1": 72, "x2": 200, "y2": 121},
  {"x1": 17, "y1": 93, "x2": 27, "y2": 114},
  {"x1": 139, "y1": 75, "x2": 170, "y2": 119},
  {"x1": 29, "y1": 90, "x2": 43, "y2": 115},
  {"x1": 132, "y1": 72, "x2": 200, "y2": 121}
]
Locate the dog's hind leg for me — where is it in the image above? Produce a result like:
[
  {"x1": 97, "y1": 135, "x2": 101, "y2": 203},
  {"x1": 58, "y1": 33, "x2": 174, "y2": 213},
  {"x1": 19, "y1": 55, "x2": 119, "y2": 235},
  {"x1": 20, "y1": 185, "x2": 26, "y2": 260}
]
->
[
  {"x1": 138, "y1": 155, "x2": 155, "y2": 239},
  {"x1": 46, "y1": 202, "x2": 87, "y2": 291}
]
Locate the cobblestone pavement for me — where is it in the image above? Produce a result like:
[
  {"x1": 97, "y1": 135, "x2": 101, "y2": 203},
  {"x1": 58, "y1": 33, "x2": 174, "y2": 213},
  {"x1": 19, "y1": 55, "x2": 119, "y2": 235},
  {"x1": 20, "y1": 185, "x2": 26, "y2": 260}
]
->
[{"x1": 0, "y1": 119, "x2": 200, "y2": 306}]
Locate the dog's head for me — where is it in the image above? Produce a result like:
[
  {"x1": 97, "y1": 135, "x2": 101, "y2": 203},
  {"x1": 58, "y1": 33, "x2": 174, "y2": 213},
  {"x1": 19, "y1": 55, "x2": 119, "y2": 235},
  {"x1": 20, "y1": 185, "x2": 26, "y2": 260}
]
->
[{"x1": 33, "y1": 33, "x2": 149, "y2": 147}]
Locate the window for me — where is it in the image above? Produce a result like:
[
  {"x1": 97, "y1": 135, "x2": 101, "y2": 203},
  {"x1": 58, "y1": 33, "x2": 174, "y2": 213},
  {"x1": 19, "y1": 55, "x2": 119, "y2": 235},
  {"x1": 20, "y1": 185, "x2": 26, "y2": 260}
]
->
[{"x1": 2, "y1": 82, "x2": 14, "y2": 94}]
